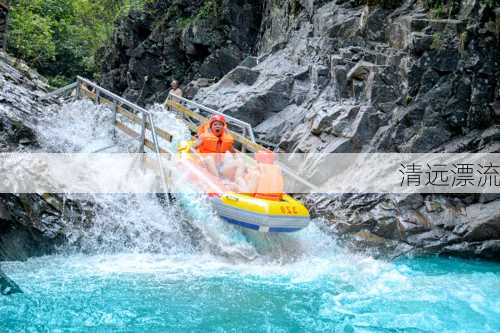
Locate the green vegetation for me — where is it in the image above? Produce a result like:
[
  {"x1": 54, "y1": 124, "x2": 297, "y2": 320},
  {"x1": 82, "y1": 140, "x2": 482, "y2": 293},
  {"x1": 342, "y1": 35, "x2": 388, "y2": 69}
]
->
[
  {"x1": 424, "y1": 0, "x2": 499, "y2": 18},
  {"x1": 174, "y1": 0, "x2": 223, "y2": 31},
  {"x1": 430, "y1": 3, "x2": 447, "y2": 18},
  {"x1": 196, "y1": 0, "x2": 219, "y2": 20},
  {"x1": 289, "y1": 0, "x2": 302, "y2": 17},
  {"x1": 431, "y1": 32, "x2": 444, "y2": 49},
  {"x1": 7, "y1": 0, "x2": 147, "y2": 86},
  {"x1": 404, "y1": 95, "x2": 413, "y2": 105}
]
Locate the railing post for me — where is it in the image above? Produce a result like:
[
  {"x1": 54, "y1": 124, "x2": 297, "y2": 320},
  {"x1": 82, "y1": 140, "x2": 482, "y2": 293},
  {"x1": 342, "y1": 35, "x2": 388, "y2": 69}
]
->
[
  {"x1": 139, "y1": 111, "x2": 146, "y2": 168},
  {"x1": 164, "y1": 94, "x2": 171, "y2": 111},
  {"x1": 241, "y1": 128, "x2": 247, "y2": 153},
  {"x1": 148, "y1": 113, "x2": 170, "y2": 196},
  {"x1": 112, "y1": 101, "x2": 117, "y2": 141},
  {"x1": 139, "y1": 111, "x2": 146, "y2": 154},
  {"x1": 96, "y1": 89, "x2": 100, "y2": 104},
  {"x1": 75, "y1": 80, "x2": 81, "y2": 99}
]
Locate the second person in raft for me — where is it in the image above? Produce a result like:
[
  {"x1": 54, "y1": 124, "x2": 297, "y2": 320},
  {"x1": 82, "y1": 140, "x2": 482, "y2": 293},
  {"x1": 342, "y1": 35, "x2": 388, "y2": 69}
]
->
[
  {"x1": 229, "y1": 150, "x2": 284, "y2": 201},
  {"x1": 192, "y1": 114, "x2": 246, "y2": 180}
]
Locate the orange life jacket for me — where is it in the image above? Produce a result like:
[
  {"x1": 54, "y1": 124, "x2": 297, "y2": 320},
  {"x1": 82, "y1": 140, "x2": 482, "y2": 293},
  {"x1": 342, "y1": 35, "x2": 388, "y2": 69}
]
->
[
  {"x1": 197, "y1": 128, "x2": 234, "y2": 163},
  {"x1": 253, "y1": 164, "x2": 284, "y2": 201}
]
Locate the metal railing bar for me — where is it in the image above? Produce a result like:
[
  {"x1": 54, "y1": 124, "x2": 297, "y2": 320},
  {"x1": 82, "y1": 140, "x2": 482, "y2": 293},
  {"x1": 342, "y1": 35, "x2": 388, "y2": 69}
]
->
[
  {"x1": 168, "y1": 93, "x2": 256, "y2": 142},
  {"x1": 40, "y1": 82, "x2": 78, "y2": 100},
  {"x1": 276, "y1": 162, "x2": 321, "y2": 193},
  {"x1": 77, "y1": 76, "x2": 150, "y2": 116},
  {"x1": 148, "y1": 113, "x2": 170, "y2": 194}
]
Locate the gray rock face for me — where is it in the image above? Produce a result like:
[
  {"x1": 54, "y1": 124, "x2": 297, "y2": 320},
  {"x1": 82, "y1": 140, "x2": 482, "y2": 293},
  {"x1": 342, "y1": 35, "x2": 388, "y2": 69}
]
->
[
  {"x1": 100, "y1": 0, "x2": 500, "y2": 260},
  {"x1": 0, "y1": 53, "x2": 92, "y2": 261},
  {"x1": 305, "y1": 193, "x2": 500, "y2": 260},
  {"x1": 99, "y1": 0, "x2": 263, "y2": 104},
  {"x1": 195, "y1": 1, "x2": 499, "y2": 154},
  {"x1": 191, "y1": 0, "x2": 500, "y2": 259}
]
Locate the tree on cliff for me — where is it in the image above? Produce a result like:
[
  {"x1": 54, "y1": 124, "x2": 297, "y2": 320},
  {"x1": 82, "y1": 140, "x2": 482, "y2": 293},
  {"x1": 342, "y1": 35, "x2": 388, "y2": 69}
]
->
[{"x1": 6, "y1": 0, "x2": 146, "y2": 86}]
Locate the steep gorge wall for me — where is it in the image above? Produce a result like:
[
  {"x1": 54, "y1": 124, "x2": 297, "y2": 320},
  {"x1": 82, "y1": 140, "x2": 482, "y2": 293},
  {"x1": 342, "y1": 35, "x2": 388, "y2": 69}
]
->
[
  {"x1": 99, "y1": 0, "x2": 263, "y2": 105},
  {"x1": 100, "y1": 0, "x2": 500, "y2": 259},
  {"x1": 194, "y1": 0, "x2": 500, "y2": 259}
]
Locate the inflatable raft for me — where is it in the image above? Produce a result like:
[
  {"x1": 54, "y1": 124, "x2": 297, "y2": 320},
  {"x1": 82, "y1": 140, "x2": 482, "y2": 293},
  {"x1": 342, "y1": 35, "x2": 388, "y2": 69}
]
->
[{"x1": 176, "y1": 142, "x2": 310, "y2": 233}]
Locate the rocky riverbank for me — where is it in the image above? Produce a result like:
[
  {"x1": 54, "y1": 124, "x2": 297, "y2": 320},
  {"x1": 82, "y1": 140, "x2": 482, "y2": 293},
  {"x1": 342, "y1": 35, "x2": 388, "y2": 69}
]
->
[
  {"x1": 0, "y1": 51, "x2": 86, "y2": 261},
  {"x1": 101, "y1": 0, "x2": 500, "y2": 260}
]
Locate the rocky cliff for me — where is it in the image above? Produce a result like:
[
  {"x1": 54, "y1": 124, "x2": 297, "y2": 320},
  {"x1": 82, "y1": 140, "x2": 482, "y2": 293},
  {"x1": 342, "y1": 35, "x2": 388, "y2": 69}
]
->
[
  {"x1": 0, "y1": 52, "x2": 90, "y2": 261},
  {"x1": 101, "y1": 0, "x2": 500, "y2": 260},
  {"x1": 99, "y1": 0, "x2": 263, "y2": 104}
]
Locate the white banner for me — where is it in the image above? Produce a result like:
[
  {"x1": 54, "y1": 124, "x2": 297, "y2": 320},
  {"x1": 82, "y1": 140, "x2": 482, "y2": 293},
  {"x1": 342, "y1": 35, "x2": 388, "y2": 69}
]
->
[{"x1": 0, "y1": 153, "x2": 499, "y2": 194}]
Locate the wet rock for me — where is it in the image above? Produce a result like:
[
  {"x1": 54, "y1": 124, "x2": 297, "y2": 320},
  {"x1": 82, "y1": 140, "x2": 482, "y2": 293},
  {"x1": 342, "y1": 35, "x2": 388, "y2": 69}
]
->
[
  {"x1": 0, "y1": 55, "x2": 95, "y2": 261},
  {"x1": 0, "y1": 265, "x2": 22, "y2": 295},
  {"x1": 224, "y1": 66, "x2": 260, "y2": 86},
  {"x1": 347, "y1": 61, "x2": 375, "y2": 81},
  {"x1": 0, "y1": 194, "x2": 67, "y2": 260},
  {"x1": 459, "y1": 201, "x2": 500, "y2": 242},
  {"x1": 441, "y1": 240, "x2": 500, "y2": 260},
  {"x1": 410, "y1": 32, "x2": 433, "y2": 56}
]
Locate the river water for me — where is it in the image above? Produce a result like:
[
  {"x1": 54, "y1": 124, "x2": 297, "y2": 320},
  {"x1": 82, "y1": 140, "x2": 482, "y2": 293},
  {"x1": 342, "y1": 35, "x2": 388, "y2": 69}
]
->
[
  {"x1": 1, "y1": 101, "x2": 499, "y2": 332},
  {"x1": 2, "y1": 245, "x2": 500, "y2": 332}
]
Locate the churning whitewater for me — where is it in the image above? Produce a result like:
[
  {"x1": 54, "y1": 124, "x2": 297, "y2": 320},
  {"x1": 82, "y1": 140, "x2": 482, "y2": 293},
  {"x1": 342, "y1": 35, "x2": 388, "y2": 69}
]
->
[{"x1": 1, "y1": 100, "x2": 500, "y2": 332}]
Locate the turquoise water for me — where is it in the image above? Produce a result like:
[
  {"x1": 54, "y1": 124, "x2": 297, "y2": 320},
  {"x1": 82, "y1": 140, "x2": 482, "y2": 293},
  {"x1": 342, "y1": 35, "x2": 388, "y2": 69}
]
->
[
  {"x1": 3, "y1": 101, "x2": 498, "y2": 332},
  {"x1": 2, "y1": 249, "x2": 500, "y2": 332}
]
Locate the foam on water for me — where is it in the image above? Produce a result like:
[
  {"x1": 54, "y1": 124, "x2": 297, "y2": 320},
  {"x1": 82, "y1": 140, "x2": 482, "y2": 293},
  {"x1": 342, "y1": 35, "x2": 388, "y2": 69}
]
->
[{"x1": 1, "y1": 100, "x2": 499, "y2": 332}]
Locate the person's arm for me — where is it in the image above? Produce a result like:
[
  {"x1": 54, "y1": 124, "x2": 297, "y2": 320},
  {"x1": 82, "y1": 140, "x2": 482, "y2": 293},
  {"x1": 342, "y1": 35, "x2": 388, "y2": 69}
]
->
[{"x1": 192, "y1": 138, "x2": 202, "y2": 151}]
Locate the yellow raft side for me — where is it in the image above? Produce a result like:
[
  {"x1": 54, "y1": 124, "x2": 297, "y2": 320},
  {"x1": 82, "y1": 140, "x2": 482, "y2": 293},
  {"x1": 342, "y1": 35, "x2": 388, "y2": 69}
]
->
[{"x1": 219, "y1": 193, "x2": 309, "y2": 218}]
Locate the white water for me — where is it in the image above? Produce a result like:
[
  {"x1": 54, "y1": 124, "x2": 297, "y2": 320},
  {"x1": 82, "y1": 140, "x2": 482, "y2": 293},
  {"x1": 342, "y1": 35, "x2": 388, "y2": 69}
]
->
[
  {"x1": 2, "y1": 99, "x2": 500, "y2": 332},
  {"x1": 33, "y1": 99, "x2": 324, "y2": 260}
]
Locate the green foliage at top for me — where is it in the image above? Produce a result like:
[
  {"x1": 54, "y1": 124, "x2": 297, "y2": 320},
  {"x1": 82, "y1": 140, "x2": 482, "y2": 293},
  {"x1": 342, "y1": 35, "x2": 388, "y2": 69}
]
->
[
  {"x1": 196, "y1": 0, "x2": 220, "y2": 20},
  {"x1": 174, "y1": 0, "x2": 223, "y2": 31},
  {"x1": 423, "y1": 0, "x2": 499, "y2": 18},
  {"x1": 7, "y1": 0, "x2": 147, "y2": 86}
]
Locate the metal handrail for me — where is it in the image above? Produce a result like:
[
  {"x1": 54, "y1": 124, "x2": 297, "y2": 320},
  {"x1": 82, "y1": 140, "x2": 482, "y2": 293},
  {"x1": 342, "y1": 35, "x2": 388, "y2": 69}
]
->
[
  {"x1": 167, "y1": 93, "x2": 256, "y2": 142},
  {"x1": 76, "y1": 76, "x2": 151, "y2": 116},
  {"x1": 42, "y1": 77, "x2": 172, "y2": 194},
  {"x1": 148, "y1": 113, "x2": 170, "y2": 194},
  {"x1": 276, "y1": 162, "x2": 321, "y2": 193},
  {"x1": 39, "y1": 82, "x2": 77, "y2": 100}
]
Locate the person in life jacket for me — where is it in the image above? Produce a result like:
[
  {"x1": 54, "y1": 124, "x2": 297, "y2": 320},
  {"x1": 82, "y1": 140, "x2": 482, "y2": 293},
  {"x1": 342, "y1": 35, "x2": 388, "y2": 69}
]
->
[
  {"x1": 193, "y1": 115, "x2": 245, "y2": 179},
  {"x1": 230, "y1": 150, "x2": 284, "y2": 201}
]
